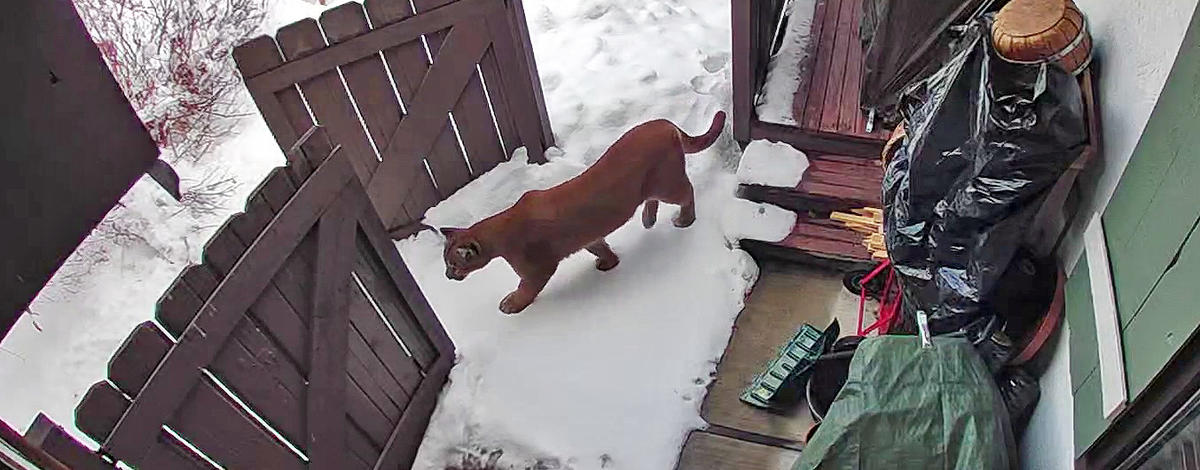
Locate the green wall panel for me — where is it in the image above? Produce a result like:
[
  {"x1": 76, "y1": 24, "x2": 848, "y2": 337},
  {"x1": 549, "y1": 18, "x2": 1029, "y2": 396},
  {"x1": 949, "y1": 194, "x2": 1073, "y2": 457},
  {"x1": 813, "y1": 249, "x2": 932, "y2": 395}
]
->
[
  {"x1": 1102, "y1": 9, "x2": 1200, "y2": 329},
  {"x1": 1067, "y1": 257, "x2": 1099, "y2": 392}
]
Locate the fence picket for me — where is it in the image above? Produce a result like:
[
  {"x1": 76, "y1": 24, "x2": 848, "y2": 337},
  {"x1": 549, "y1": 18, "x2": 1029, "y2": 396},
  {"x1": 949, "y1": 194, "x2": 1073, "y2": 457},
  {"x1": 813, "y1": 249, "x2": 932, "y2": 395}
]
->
[
  {"x1": 277, "y1": 19, "x2": 380, "y2": 186},
  {"x1": 414, "y1": 0, "x2": 507, "y2": 176},
  {"x1": 75, "y1": 383, "x2": 211, "y2": 469}
]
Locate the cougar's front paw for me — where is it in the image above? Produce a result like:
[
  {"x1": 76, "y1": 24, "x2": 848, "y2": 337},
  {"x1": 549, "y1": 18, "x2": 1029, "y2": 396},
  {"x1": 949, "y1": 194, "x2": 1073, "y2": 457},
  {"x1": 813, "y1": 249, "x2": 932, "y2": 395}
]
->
[
  {"x1": 499, "y1": 292, "x2": 530, "y2": 314},
  {"x1": 596, "y1": 256, "x2": 620, "y2": 271},
  {"x1": 673, "y1": 212, "x2": 696, "y2": 228}
]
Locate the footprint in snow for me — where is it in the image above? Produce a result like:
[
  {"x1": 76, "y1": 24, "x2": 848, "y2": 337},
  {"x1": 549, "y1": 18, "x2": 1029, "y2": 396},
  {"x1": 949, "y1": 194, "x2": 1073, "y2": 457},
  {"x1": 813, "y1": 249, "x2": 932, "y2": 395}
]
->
[
  {"x1": 583, "y1": 3, "x2": 611, "y2": 20},
  {"x1": 543, "y1": 72, "x2": 563, "y2": 91},
  {"x1": 536, "y1": 6, "x2": 557, "y2": 31},
  {"x1": 702, "y1": 52, "x2": 730, "y2": 73},
  {"x1": 599, "y1": 106, "x2": 630, "y2": 128}
]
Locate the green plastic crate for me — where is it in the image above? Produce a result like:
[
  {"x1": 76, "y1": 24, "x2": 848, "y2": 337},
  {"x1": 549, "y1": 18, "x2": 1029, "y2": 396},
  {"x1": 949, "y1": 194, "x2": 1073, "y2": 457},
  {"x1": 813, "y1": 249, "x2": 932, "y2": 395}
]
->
[{"x1": 740, "y1": 321, "x2": 839, "y2": 409}]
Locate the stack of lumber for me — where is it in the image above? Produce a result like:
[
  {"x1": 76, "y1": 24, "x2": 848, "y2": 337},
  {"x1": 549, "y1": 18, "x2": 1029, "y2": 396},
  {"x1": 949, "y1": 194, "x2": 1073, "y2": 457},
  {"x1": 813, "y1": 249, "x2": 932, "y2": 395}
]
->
[{"x1": 831, "y1": 208, "x2": 887, "y2": 259}]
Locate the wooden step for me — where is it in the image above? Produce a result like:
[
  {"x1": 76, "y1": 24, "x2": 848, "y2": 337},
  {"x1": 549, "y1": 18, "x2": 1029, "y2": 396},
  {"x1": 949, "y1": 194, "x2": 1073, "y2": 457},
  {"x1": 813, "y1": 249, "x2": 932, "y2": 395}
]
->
[
  {"x1": 739, "y1": 153, "x2": 884, "y2": 214},
  {"x1": 742, "y1": 214, "x2": 876, "y2": 271},
  {"x1": 677, "y1": 431, "x2": 800, "y2": 470}
]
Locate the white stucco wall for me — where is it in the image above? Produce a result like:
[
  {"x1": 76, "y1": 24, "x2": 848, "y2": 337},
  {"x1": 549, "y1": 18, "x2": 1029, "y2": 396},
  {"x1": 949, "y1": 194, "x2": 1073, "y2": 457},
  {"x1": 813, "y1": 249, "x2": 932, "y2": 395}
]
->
[{"x1": 1022, "y1": 1, "x2": 1199, "y2": 469}]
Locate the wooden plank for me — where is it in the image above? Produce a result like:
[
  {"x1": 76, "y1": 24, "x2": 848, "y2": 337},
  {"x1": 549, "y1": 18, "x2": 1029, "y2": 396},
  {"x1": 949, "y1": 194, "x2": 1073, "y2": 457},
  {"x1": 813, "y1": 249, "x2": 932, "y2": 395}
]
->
[
  {"x1": 352, "y1": 249, "x2": 438, "y2": 369},
  {"x1": 803, "y1": 0, "x2": 840, "y2": 131},
  {"x1": 479, "y1": 46, "x2": 521, "y2": 160},
  {"x1": 107, "y1": 322, "x2": 172, "y2": 397},
  {"x1": 346, "y1": 328, "x2": 406, "y2": 419},
  {"x1": 363, "y1": 0, "x2": 457, "y2": 222},
  {"x1": 750, "y1": 118, "x2": 884, "y2": 158},
  {"x1": 484, "y1": 2, "x2": 549, "y2": 163},
  {"x1": 1, "y1": 418, "x2": 70, "y2": 470},
  {"x1": 366, "y1": 17, "x2": 493, "y2": 230},
  {"x1": 320, "y1": 3, "x2": 404, "y2": 146},
  {"x1": 345, "y1": 424, "x2": 380, "y2": 470},
  {"x1": 453, "y1": 60, "x2": 509, "y2": 176},
  {"x1": 74, "y1": 383, "x2": 210, "y2": 469},
  {"x1": 319, "y1": 2, "x2": 411, "y2": 195},
  {"x1": 350, "y1": 186, "x2": 454, "y2": 356},
  {"x1": 154, "y1": 277, "x2": 204, "y2": 339},
  {"x1": 401, "y1": 12, "x2": 472, "y2": 196},
  {"x1": 1084, "y1": 214, "x2": 1127, "y2": 420},
  {"x1": 247, "y1": 0, "x2": 488, "y2": 90},
  {"x1": 495, "y1": 0, "x2": 553, "y2": 151},
  {"x1": 24, "y1": 414, "x2": 114, "y2": 470},
  {"x1": 277, "y1": 19, "x2": 380, "y2": 185},
  {"x1": 106, "y1": 315, "x2": 308, "y2": 451},
  {"x1": 344, "y1": 369, "x2": 400, "y2": 446},
  {"x1": 797, "y1": 181, "x2": 879, "y2": 205},
  {"x1": 203, "y1": 211, "x2": 393, "y2": 455},
  {"x1": 102, "y1": 154, "x2": 355, "y2": 461},
  {"x1": 731, "y1": 0, "x2": 753, "y2": 142},
  {"x1": 792, "y1": 221, "x2": 864, "y2": 245},
  {"x1": 169, "y1": 376, "x2": 304, "y2": 470},
  {"x1": 213, "y1": 317, "x2": 307, "y2": 447},
  {"x1": 201, "y1": 220, "x2": 247, "y2": 277},
  {"x1": 348, "y1": 283, "x2": 424, "y2": 394},
  {"x1": 837, "y1": 0, "x2": 864, "y2": 134},
  {"x1": 376, "y1": 356, "x2": 453, "y2": 469},
  {"x1": 678, "y1": 431, "x2": 801, "y2": 470},
  {"x1": 819, "y1": 0, "x2": 854, "y2": 133},
  {"x1": 414, "y1": 0, "x2": 508, "y2": 176},
  {"x1": 792, "y1": 0, "x2": 828, "y2": 126},
  {"x1": 305, "y1": 192, "x2": 358, "y2": 469},
  {"x1": 233, "y1": 36, "x2": 313, "y2": 179}
]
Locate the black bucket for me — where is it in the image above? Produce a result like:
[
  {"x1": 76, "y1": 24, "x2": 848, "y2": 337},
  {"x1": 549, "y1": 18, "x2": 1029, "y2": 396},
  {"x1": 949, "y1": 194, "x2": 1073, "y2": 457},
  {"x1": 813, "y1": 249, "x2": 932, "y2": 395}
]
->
[{"x1": 806, "y1": 336, "x2": 863, "y2": 422}]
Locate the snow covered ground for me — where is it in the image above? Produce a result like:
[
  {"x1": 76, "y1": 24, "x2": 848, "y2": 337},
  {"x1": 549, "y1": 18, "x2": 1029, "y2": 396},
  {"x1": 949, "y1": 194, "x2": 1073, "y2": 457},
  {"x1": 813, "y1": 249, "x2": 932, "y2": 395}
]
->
[
  {"x1": 0, "y1": 0, "x2": 794, "y2": 468},
  {"x1": 404, "y1": 1, "x2": 783, "y2": 468}
]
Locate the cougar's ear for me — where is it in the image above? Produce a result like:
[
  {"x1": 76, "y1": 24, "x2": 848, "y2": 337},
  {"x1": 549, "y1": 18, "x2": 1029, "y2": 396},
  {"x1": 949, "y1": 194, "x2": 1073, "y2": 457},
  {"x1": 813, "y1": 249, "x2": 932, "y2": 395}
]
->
[{"x1": 439, "y1": 227, "x2": 465, "y2": 239}]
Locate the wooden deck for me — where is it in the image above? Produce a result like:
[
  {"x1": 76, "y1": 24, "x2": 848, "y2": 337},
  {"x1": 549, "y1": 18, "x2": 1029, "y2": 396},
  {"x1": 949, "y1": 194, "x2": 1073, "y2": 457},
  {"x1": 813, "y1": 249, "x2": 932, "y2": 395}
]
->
[
  {"x1": 677, "y1": 263, "x2": 872, "y2": 469},
  {"x1": 733, "y1": 0, "x2": 890, "y2": 157},
  {"x1": 793, "y1": 0, "x2": 889, "y2": 142}
]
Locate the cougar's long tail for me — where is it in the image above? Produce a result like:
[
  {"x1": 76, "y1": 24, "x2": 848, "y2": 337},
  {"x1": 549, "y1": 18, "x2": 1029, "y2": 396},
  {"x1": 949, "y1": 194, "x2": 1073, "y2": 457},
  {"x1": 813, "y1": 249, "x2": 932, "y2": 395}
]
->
[{"x1": 678, "y1": 111, "x2": 727, "y2": 154}]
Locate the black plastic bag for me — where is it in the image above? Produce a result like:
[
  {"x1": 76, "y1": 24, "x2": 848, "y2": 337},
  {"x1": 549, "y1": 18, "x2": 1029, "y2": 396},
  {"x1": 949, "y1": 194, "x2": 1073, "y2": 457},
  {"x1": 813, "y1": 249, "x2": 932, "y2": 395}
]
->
[
  {"x1": 882, "y1": 19, "x2": 1088, "y2": 334},
  {"x1": 859, "y1": 0, "x2": 995, "y2": 124}
]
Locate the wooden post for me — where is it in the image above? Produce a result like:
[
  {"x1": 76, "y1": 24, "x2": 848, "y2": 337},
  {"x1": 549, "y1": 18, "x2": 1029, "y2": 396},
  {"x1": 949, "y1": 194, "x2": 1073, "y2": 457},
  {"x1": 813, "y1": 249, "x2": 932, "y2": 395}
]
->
[
  {"x1": 732, "y1": 0, "x2": 753, "y2": 144},
  {"x1": 23, "y1": 414, "x2": 115, "y2": 470}
]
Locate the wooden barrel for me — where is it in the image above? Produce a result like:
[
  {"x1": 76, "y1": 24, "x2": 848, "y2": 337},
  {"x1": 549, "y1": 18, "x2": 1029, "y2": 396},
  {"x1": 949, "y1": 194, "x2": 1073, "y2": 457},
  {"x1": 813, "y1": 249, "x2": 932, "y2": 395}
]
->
[{"x1": 992, "y1": 0, "x2": 1093, "y2": 75}]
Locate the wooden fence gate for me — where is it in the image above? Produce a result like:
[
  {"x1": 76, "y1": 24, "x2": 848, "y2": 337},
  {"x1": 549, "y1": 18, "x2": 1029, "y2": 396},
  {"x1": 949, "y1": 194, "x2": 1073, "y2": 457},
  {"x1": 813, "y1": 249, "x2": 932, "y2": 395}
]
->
[
  {"x1": 74, "y1": 135, "x2": 456, "y2": 469},
  {"x1": 234, "y1": 0, "x2": 553, "y2": 237}
]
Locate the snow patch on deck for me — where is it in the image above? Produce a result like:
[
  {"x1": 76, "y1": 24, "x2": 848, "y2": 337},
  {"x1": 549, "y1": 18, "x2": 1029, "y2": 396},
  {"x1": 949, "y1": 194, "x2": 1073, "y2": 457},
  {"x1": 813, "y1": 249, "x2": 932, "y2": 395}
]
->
[{"x1": 736, "y1": 139, "x2": 810, "y2": 188}]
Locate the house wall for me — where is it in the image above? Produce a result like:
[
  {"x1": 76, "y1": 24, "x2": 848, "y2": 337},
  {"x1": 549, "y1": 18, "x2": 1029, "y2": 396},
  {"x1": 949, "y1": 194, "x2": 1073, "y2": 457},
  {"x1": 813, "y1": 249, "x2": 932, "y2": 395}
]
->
[
  {"x1": 1022, "y1": 1, "x2": 1200, "y2": 468},
  {"x1": 1059, "y1": 0, "x2": 1199, "y2": 272}
]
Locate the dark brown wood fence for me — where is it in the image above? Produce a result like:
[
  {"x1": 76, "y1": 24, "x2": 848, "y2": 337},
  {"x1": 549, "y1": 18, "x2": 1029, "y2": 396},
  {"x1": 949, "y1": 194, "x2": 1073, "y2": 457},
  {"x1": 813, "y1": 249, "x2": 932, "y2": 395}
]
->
[
  {"x1": 234, "y1": 0, "x2": 553, "y2": 238},
  {"x1": 74, "y1": 135, "x2": 455, "y2": 470}
]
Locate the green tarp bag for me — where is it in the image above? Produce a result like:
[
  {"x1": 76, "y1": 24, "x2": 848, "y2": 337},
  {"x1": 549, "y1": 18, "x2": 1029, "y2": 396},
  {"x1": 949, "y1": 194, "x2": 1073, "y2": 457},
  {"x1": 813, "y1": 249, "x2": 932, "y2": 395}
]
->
[{"x1": 793, "y1": 336, "x2": 1017, "y2": 470}]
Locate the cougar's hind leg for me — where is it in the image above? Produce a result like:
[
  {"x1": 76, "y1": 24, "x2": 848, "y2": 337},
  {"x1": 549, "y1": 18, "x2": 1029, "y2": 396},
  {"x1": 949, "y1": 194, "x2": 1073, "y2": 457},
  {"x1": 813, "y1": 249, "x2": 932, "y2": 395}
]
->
[
  {"x1": 642, "y1": 200, "x2": 660, "y2": 229},
  {"x1": 664, "y1": 180, "x2": 696, "y2": 228}
]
